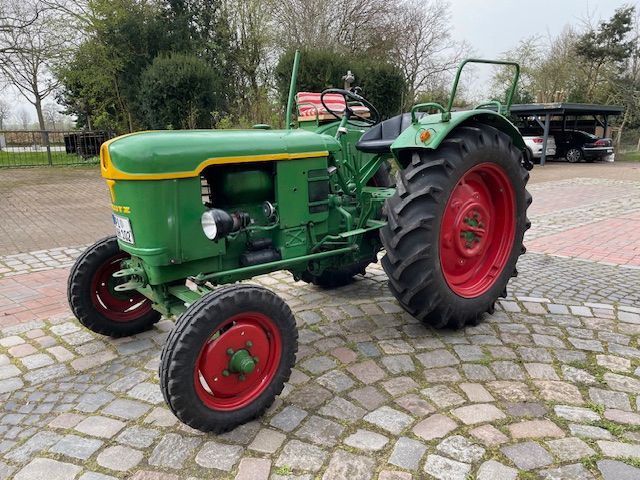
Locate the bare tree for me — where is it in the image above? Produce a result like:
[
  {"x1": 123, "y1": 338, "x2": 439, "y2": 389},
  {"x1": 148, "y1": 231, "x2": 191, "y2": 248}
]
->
[
  {"x1": 0, "y1": 0, "x2": 42, "y2": 55},
  {"x1": 0, "y1": 0, "x2": 67, "y2": 131},
  {"x1": 15, "y1": 108, "x2": 30, "y2": 129},
  {"x1": 0, "y1": 98, "x2": 10, "y2": 129},
  {"x1": 392, "y1": 0, "x2": 467, "y2": 108}
]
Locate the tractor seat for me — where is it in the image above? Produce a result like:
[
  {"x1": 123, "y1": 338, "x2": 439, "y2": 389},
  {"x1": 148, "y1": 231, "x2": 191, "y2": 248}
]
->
[
  {"x1": 355, "y1": 112, "x2": 422, "y2": 154},
  {"x1": 296, "y1": 92, "x2": 370, "y2": 122}
]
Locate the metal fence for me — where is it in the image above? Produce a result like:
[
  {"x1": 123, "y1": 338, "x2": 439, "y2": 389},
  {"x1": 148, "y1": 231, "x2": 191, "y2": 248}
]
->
[{"x1": 0, "y1": 130, "x2": 115, "y2": 167}]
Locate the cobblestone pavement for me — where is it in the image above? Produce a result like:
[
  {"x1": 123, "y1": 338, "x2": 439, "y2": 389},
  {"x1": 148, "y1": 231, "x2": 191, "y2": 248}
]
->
[{"x1": 0, "y1": 169, "x2": 639, "y2": 479}]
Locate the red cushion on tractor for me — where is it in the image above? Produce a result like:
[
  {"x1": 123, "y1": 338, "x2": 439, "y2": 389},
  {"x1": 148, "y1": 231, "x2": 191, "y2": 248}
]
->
[{"x1": 296, "y1": 92, "x2": 370, "y2": 118}]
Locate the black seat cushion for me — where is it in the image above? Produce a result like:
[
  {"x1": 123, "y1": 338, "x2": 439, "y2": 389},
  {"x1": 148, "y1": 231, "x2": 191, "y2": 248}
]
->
[{"x1": 355, "y1": 113, "x2": 421, "y2": 154}]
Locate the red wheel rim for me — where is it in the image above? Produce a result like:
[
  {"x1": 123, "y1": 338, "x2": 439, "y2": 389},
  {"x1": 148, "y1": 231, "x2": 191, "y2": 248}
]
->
[
  {"x1": 90, "y1": 253, "x2": 153, "y2": 322},
  {"x1": 194, "y1": 312, "x2": 282, "y2": 411},
  {"x1": 440, "y1": 162, "x2": 516, "y2": 298}
]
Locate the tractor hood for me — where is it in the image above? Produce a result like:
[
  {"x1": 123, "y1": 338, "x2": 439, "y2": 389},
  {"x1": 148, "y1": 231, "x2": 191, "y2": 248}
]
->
[{"x1": 101, "y1": 129, "x2": 340, "y2": 180}]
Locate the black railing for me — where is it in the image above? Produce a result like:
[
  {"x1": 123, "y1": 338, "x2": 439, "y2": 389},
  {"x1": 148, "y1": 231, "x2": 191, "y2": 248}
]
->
[{"x1": 0, "y1": 130, "x2": 115, "y2": 167}]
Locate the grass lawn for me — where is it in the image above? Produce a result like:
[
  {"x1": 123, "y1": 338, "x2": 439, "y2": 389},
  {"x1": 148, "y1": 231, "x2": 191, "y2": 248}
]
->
[
  {"x1": 619, "y1": 151, "x2": 640, "y2": 162},
  {"x1": 0, "y1": 151, "x2": 99, "y2": 167}
]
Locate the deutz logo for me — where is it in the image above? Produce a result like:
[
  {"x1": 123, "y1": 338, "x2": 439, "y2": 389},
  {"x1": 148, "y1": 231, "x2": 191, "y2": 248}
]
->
[{"x1": 112, "y1": 205, "x2": 131, "y2": 214}]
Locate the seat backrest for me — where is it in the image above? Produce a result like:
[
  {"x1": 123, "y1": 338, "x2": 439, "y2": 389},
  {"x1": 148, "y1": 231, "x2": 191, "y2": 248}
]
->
[
  {"x1": 296, "y1": 92, "x2": 345, "y2": 117},
  {"x1": 295, "y1": 92, "x2": 370, "y2": 121}
]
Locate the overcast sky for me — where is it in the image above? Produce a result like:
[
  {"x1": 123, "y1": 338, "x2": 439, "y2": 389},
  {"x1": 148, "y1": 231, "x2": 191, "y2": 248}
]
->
[{"x1": 2, "y1": 0, "x2": 636, "y2": 125}]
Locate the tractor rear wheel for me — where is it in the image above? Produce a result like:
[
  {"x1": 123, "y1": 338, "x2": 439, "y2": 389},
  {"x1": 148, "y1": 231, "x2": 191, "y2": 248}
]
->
[
  {"x1": 67, "y1": 236, "x2": 160, "y2": 337},
  {"x1": 299, "y1": 162, "x2": 393, "y2": 288},
  {"x1": 380, "y1": 124, "x2": 531, "y2": 328},
  {"x1": 159, "y1": 284, "x2": 297, "y2": 433}
]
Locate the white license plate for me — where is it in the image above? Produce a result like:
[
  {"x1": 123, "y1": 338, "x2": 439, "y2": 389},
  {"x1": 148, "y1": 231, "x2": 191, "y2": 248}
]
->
[{"x1": 112, "y1": 214, "x2": 135, "y2": 244}]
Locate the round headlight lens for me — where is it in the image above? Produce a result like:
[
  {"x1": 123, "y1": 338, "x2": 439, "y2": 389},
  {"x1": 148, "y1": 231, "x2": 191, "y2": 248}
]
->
[{"x1": 201, "y1": 210, "x2": 218, "y2": 240}]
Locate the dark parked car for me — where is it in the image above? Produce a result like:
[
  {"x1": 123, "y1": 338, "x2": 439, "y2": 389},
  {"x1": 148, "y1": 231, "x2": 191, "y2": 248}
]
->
[{"x1": 552, "y1": 130, "x2": 614, "y2": 163}]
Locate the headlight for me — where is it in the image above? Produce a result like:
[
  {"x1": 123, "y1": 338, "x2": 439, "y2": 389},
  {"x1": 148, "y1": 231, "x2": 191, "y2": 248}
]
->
[
  {"x1": 201, "y1": 209, "x2": 250, "y2": 240},
  {"x1": 201, "y1": 210, "x2": 220, "y2": 240}
]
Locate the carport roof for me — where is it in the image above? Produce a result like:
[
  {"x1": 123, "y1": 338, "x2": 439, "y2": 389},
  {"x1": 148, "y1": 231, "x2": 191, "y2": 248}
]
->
[{"x1": 509, "y1": 103, "x2": 624, "y2": 116}]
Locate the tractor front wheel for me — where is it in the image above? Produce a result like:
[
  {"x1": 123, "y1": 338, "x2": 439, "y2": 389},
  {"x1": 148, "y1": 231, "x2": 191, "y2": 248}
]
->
[
  {"x1": 380, "y1": 124, "x2": 531, "y2": 328},
  {"x1": 159, "y1": 284, "x2": 297, "y2": 433},
  {"x1": 67, "y1": 236, "x2": 160, "y2": 337}
]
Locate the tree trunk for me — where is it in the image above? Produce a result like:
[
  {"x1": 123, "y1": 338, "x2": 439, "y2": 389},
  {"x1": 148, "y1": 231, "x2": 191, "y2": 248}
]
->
[{"x1": 616, "y1": 110, "x2": 628, "y2": 150}]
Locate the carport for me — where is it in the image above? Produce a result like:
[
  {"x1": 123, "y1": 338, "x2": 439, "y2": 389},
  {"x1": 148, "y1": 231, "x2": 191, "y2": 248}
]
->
[{"x1": 509, "y1": 103, "x2": 624, "y2": 165}]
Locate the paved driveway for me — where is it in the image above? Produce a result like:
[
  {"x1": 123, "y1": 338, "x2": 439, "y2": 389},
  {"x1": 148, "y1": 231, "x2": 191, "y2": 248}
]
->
[{"x1": 0, "y1": 163, "x2": 639, "y2": 480}]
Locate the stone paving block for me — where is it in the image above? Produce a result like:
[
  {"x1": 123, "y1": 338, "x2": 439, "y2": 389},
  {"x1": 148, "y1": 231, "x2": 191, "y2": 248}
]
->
[
  {"x1": 0, "y1": 365, "x2": 20, "y2": 380},
  {"x1": 50, "y1": 433, "x2": 103, "y2": 460},
  {"x1": 597, "y1": 440, "x2": 640, "y2": 458},
  {"x1": 416, "y1": 349, "x2": 459, "y2": 368},
  {"x1": 554, "y1": 404, "x2": 600, "y2": 422},
  {"x1": 315, "y1": 369, "x2": 354, "y2": 393},
  {"x1": 508, "y1": 419, "x2": 565, "y2": 439},
  {"x1": 394, "y1": 393, "x2": 434, "y2": 416},
  {"x1": 363, "y1": 406, "x2": 413, "y2": 435},
  {"x1": 143, "y1": 407, "x2": 178, "y2": 427},
  {"x1": 14, "y1": 457, "x2": 82, "y2": 480},
  {"x1": 569, "y1": 423, "x2": 614, "y2": 440},
  {"x1": 535, "y1": 380, "x2": 583, "y2": 404},
  {"x1": 322, "y1": 449, "x2": 375, "y2": 480},
  {"x1": 248, "y1": 428, "x2": 286, "y2": 454},
  {"x1": 436, "y1": 435, "x2": 485, "y2": 463},
  {"x1": 423, "y1": 454, "x2": 470, "y2": 480},
  {"x1": 116, "y1": 426, "x2": 160, "y2": 448},
  {"x1": 348, "y1": 385, "x2": 387, "y2": 410},
  {"x1": 388, "y1": 436, "x2": 426, "y2": 470},
  {"x1": 413, "y1": 414, "x2": 458, "y2": 441},
  {"x1": 71, "y1": 350, "x2": 116, "y2": 372},
  {"x1": 195, "y1": 440, "x2": 243, "y2": 471},
  {"x1": 97, "y1": 445, "x2": 144, "y2": 471},
  {"x1": 102, "y1": 398, "x2": 151, "y2": 420},
  {"x1": 319, "y1": 397, "x2": 366, "y2": 422},
  {"x1": 344, "y1": 429, "x2": 388, "y2": 451},
  {"x1": 539, "y1": 464, "x2": 595, "y2": 480},
  {"x1": 501, "y1": 441, "x2": 553, "y2": 470},
  {"x1": 604, "y1": 409, "x2": 640, "y2": 425},
  {"x1": 476, "y1": 460, "x2": 517, "y2": 480},
  {"x1": 75, "y1": 415, "x2": 125, "y2": 438},
  {"x1": 598, "y1": 459, "x2": 640, "y2": 480},
  {"x1": 296, "y1": 415, "x2": 344, "y2": 447},
  {"x1": 275, "y1": 439, "x2": 327, "y2": 472},
  {"x1": 589, "y1": 387, "x2": 631, "y2": 411},
  {"x1": 451, "y1": 403, "x2": 506, "y2": 425},
  {"x1": 381, "y1": 376, "x2": 418, "y2": 396},
  {"x1": 597, "y1": 354, "x2": 632, "y2": 372},
  {"x1": 148, "y1": 433, "x2": 201, "y2": 469},
  {"x1": 270, "y1": 405, "x2": 307, "y2": 432},
  {"x1": 546, "y1": 437, "x2": 595, "y2": 461},
  {"x1": 235, "y1": 457, "x2": 271, "y2": 480},
  {"x1": 378, "y1": 471, "x2": 412, "y2": 480},
  {"x1": 75, "y1": 391, "x2": 115, "y2": 413},
  {"x1": 422, "y1": 385, "x2": 465, "y2": 408},
  {"x1": 469, "y1": 424, "x2": 509, "y2": 446},
  {"x1": 78, "y1": 473, "x2": 118, "y2": 480},
  {"x1": 459, "y1": 383, "x2": 494, "y2": 402},
  {"x1": 347, "y1": 359, "x2": 386, "y2": 384},
  {"x1": 126, "y1": 382, "x2": 164, "y2": 404},
  {"x1": 287, "y1": 382, "x2": 332, "y2": 409}
]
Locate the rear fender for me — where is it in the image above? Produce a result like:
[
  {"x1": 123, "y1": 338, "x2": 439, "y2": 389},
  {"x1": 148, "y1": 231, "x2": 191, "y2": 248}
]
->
[{"x1": 390, "y1": 110, "x2": 526, "y2": 168}]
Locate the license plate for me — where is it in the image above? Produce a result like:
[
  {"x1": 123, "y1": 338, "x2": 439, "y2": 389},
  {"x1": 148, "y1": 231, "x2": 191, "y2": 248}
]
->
[{"x1": 112, "y1": 214, "x2": 135, "y2": 244}]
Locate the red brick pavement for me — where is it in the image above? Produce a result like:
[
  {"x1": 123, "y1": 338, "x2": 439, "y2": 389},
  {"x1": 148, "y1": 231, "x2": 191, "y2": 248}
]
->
[
  {"x1": 528, "y1": 211, "x2": 640, "y2": 266},
  {"x1": 0, "y1": 268, "x2": 72, "y2": 328}
]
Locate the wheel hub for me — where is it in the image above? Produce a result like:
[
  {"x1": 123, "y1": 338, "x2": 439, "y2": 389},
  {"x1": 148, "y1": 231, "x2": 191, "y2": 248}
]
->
[
  {"x1": 440, "y1": 163, "x2": 516, "y2": 298},
  {"x1": 197, "y1": 319, "x2": 275, "y2": 400}
]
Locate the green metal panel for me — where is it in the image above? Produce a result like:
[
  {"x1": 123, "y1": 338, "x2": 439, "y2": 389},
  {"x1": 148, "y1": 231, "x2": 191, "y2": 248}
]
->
[
  {"x1": 105, "y1": 129, "x2": 341, "y2": 178},
  {"x1": 390, "y1": 110, "x2": 526, "y2": 166}
]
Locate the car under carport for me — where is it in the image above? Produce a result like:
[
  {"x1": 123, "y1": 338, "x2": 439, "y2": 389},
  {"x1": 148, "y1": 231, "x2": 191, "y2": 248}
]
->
[{"x1": 509, "y1": 103, "x2": 625, "y2": 165}]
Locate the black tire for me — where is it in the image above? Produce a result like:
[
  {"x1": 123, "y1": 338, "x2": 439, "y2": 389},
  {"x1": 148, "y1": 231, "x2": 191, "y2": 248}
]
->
[
  {"x1": 299, "y1": 162, "x2": 392, "y2": 288},
  {"x1": 566, "y1": 147, "x2": 583, "y2": 163},
  {"x1": 380, "y1": 124, "x2": 531, "y2": 329},
  {"x1": 67, "y1": 236, "x2": 160, "y2": 337},
  {"x1": 159, "y1": 284, "x2": 297, "y2": 433}
]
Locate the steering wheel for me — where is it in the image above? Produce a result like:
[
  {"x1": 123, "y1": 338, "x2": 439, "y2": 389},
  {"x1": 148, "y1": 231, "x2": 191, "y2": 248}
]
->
[{"x1": 320, "y1": 88, "x2": 380, "y2": 126}]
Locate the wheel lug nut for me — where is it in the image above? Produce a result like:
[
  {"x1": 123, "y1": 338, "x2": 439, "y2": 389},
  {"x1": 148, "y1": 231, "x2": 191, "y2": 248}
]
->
[
  {"x1": 253, "y1": 356, "x2": 259, "y2": 363},
  {"x1": 238, "y1": 374, "x2": 246, "y2": 381},
  {"x1": 226, "y1": 348, "x2": 234, "y2": 355},
  {"x1": 222, "y1": 369, "x2": 230, "y2": 377},
  {"x1": 246, "y1": 341, "x2": 253, "y2": 348}
]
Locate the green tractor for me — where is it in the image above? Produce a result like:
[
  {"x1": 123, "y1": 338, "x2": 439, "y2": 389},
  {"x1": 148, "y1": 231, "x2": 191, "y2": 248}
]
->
[{"x1": 67, "y1": 53, "x2": 531, "y2": 433}]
